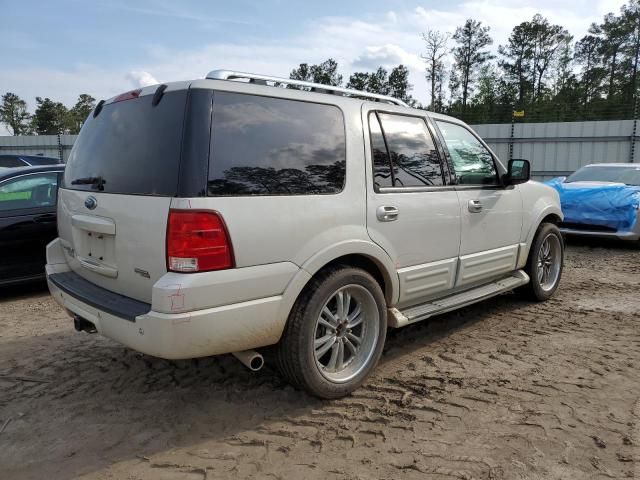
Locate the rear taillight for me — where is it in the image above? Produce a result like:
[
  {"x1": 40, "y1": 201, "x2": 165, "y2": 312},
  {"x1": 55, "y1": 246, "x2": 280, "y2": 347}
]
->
[{"x1": 166, "y1": 210, "x2": 234, "y2": 273}]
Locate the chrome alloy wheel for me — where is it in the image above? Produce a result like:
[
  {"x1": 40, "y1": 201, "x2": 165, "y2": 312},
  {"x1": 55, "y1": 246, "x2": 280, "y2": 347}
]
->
[
  {"x1": 536, "y1": 233, "x2": 562, "y2": 292},
  {"x1": 313, "y1": 285, "x2": 380, "y2": 383}
]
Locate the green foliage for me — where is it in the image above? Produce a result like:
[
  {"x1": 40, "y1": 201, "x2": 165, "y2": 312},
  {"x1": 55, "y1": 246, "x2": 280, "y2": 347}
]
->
[
  {"x1": 451, "y1": 2, "x2": 640, "y2": 124},
  {"x1": 347, "y1": 66, "x2": 417, "y2": 105},
  {"x1": 0, "y1": 93, "x2": 31, "y2": 135},
  {"x1": 68, "y1": 94, "x2": 96, "y2": 133},
  {"x1": 290, "y1": 58, "x2": 343, "y2": 86},
  {"x1": 0, "y1": 93, "x2": 96, "y2": 136},
  {"x1": 450, "y1": 19, "x2": 494, "y2": 110},
  {"x1": 31, "y1": 97, "x2": 69, "y2": 135},
  {"x1": 498, "y1": 14, "x2": 569, "y2": 106}
]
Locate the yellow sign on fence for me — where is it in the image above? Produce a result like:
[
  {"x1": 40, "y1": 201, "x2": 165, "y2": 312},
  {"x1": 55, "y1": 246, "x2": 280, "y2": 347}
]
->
[{"x1": 513, "y1": 110, "x2": 525, "y2": 118}]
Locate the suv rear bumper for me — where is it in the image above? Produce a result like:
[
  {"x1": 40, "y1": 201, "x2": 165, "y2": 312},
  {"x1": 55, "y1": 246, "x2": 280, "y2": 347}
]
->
[
  {"x1": 45, "y1": 238, "x2": 291, "y2": 360},
  {"x1": 47, "y1": 269, "x2": 284, "y2": 359}
]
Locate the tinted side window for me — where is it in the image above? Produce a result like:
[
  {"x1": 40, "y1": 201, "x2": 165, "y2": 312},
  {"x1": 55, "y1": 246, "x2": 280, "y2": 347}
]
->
[
  {"x1": 369, "y1": 113, "x2": 444, "y2": 189},
  {"x1": 379, "y1": 113, "x2": 444, "y2": 187},
  {"x1": 436, "y1": 121, "x2": 498, "y2": 185},
  {"x1": 208, "y1": 92, "x2": 346, "y2": 196},
  {"x1": 0, "y1": 173, "x2": 58, "y2": 211}
]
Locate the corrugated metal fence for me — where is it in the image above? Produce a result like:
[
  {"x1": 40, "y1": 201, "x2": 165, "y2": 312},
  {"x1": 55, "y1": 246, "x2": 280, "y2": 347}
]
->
[
  {"x1": 0, "y1": 119, "x2": 637, "y2": 181},
  {"x1": 472, "y1": 120, "x2": 637, "y2": 181},
  {"x1": 0, "y1": 134, "x2": 77, "y2": 163}
]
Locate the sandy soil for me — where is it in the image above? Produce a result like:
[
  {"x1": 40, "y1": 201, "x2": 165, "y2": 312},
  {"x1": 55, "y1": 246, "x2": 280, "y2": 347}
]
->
[{"x1": 1, "y1": 241, "x2": 639, "y2": 480}]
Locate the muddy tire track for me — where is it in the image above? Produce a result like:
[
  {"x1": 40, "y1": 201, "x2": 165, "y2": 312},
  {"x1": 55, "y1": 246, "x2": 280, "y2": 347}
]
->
[{"x1": 0, "y1": 243, "x2": 639, "y2": 479}]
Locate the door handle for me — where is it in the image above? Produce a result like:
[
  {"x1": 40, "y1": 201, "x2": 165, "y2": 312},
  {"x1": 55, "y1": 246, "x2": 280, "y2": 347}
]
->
[
  {"x1": 376, "y1": 206, "x2": 399, "y2": 222},
  {"x1": 468, "y1": 200, "x2": 483, "y2": 213}
]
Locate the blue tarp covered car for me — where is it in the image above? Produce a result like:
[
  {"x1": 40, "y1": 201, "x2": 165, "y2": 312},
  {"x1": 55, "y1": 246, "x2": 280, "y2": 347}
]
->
[{"x1": 546, "y1": 163, "x2": 640, "y2": 241}]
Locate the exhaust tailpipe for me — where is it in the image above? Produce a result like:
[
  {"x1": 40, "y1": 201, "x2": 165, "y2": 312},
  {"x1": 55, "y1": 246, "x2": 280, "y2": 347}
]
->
[
  {"x1": 73, "y1": 316, "x2": 97, "y2": 334},
  {"x1": 232, "y1": 350, "x2": 264, "y2": 371}
]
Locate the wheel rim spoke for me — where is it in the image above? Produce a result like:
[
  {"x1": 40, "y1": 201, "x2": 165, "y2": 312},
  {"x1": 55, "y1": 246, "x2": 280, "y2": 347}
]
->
[
  {"x1": 342, "y1": 291, "x2": 351, "y2": 320},
  {"x1": 346, "y1": 332, "x2": 362, "y2": 346},
  {"x1": 327, "y1": 343, "x2": 340, "y2": 371},
  {"x1": 336, "y1": 291, "x2": 345, "y2": 320},
  {"x1": 347, "y1": 311, "x2": 363, "y2": 328},
  {"x1": 344, "y1": 338, "x2": 358, "y2": 356},
  {"x1": 317, "y1": 336, "x2": 336, "y2": 358},
  {"x1": 315, "y1": 333, "x2": 334, "y2": 348},
  {"x1": 318, "y1": 316, "x2": 336, "y2": 331},
  {"x1": 537, "y1": 263, "x2": 544, "y2": 283},
  {"x1": 336, "y1": 341, "x2": 345, "y2": 371},
  {"x1": 321, "y1": 307, "x2": 339, "y2": 327},
  {"x1": 347, "y1": 303, "x2": 362, "y2": 322}
]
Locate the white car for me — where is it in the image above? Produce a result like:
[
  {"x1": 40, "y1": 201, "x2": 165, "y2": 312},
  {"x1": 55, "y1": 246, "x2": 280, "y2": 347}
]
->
[{"x1": 46, "y1": 70, "x2": 564, "y2": 398}]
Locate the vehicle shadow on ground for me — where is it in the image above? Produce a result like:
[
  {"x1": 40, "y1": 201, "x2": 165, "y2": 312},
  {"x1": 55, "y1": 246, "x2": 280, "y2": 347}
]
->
[
  {"x1": 0, "y1": 280, "x2": 49, "y2": 302},
  {"x1": 564, "y1": 235, "x2": 639, "y2": 251},
  {"x1": 0, "y1": 291, "x2": 523, "y2": 480}
]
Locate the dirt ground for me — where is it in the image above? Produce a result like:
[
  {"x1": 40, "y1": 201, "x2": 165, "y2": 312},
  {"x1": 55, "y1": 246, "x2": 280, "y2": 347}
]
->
[{"x1": 1, "y1": 241, "x2": 639, "y2": 480}]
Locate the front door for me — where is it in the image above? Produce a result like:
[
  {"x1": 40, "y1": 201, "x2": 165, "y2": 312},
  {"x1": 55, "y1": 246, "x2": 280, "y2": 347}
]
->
[
  {"x1": 434, "y1": 120, "x2": 523, "y2": 287},
  {"x1": 363, "y1": 107, "x2": 461, "y2": 308}
]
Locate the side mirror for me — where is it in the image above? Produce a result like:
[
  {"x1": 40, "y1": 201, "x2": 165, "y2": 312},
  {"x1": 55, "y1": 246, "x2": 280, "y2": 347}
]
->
[{"x1": 506, "y1": 159, "x2": 530, "y2": 185}]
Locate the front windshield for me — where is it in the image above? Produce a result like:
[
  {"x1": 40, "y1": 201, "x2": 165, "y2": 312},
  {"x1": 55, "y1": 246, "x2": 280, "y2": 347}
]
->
[{"x1": 566, "y1": 165, "x2": 640, "y2": 186}]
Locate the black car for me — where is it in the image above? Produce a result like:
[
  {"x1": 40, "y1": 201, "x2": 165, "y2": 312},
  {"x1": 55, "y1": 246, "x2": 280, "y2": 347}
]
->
[
  {"x1": 0, "y1": 165, "x2": 64, "y2": 286},
  {"x1": 0, "y1": 154, "x2": 62, "y2": 168}
]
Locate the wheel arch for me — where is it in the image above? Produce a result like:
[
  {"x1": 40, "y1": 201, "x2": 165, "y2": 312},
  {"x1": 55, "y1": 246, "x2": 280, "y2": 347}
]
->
[
  {"x1": 300, "y1": 240, "x2": 398, "y2": 303},
  {"x1": 273, "y1": 240, "x2": 399, "y2": 344},
  {"x1": 520, "y1": 203, "x2": 564, "y2": 265}
]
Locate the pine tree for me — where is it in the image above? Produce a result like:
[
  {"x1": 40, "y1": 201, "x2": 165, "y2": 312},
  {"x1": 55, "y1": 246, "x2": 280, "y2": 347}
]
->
[
  {"x1": 422, "y1": 30, "x2": 449, "y2": 111},
  {"x1": 450, "y1": 19, "x2": 493, "y2": 110},
  {"x1": 0, "y1": 92, "x2": 31, "y2": 135}
]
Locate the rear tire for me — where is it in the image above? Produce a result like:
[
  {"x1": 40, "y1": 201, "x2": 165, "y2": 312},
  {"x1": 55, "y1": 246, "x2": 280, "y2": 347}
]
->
[
  {"x1": 276, "y1": 266, "x2": 387, "y2": 399},
  {"x1": 519, "y1": 222, "x2": 564, "y2": 301}
]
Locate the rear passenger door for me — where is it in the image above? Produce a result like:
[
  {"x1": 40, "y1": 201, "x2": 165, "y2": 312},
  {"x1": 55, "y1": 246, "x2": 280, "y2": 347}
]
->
[
  {"x1": 434, "y1": 120, "x2": 523, "y2": 287},
  {"x1": 363, "y1": 107, "x2": 461, "y2": 308},
  {"x1": 0, "y1": 171, "x2": 60, "y2": 282}
]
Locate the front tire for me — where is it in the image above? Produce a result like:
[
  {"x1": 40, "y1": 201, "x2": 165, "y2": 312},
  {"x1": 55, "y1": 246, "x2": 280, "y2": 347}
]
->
[
  {"x1": 276, "y1": 266, "x2": 387, "y2": 399},
  {"x1": 520, "y1": 222, "x2": 564, "y2": 301}
]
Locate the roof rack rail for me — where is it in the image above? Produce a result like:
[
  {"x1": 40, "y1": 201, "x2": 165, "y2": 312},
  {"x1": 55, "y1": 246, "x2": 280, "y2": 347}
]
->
[{"x1": 206, "y1": 69, "x2": 409, "y2": 107}]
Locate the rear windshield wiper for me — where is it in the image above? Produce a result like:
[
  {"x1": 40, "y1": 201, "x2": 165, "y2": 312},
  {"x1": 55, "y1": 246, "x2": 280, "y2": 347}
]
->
[{"x1": 71, "y1": 176, "x2": 107, "y2": 190}]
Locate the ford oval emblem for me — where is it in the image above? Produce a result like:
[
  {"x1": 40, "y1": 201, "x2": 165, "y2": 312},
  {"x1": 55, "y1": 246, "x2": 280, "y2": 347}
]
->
[{"x1": 85, "y1": 196, "x2": 97, "y2": 210}]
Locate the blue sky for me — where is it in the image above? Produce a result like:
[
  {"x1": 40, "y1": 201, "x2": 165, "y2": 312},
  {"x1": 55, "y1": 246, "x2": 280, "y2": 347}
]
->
[{"x1": 0, "y1": 0, "x2": 628, "y2": 112}]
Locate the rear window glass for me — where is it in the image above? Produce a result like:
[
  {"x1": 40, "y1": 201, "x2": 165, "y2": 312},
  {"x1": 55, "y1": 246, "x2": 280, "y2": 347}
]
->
[
  {"x1": 0, "y1": 156, "x2": 26, "y2": 168},
  {"x1": 207, "y1": 92, "x2": 346, "y2": 196},
  {"x1": 63, "y1": 90, "x2": 187, "y2": 196},
  {"x1": 567, "y1": 166, "x2": 640, "y2": 186},
  {"x1": 23, "y1": 156, "x2": 60, "y2": 166}
]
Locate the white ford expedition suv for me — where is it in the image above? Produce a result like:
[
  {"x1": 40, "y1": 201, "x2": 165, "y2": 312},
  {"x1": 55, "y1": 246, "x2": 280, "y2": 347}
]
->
[{"x1": 46, "y1": 70, "x2": 564, "y2": 398}]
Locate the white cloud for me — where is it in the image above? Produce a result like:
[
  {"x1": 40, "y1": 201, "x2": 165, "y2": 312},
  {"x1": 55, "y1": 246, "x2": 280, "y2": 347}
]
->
[
  {"x1": 353, "y1": 44, "x2": 423, "y2": 71},
  {"x1": 126, "y1": 70, "x2": 160, "y2": 88},
  {"x1": 0, "y1": 0, "x2": 629, "y2": 115}
]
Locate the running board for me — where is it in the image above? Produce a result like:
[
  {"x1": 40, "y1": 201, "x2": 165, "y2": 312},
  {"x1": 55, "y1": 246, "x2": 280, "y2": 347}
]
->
[{"x1": 388, "y1": 270, "x2": 530, "y2": 328}]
